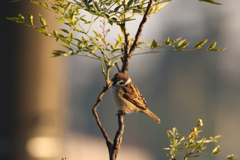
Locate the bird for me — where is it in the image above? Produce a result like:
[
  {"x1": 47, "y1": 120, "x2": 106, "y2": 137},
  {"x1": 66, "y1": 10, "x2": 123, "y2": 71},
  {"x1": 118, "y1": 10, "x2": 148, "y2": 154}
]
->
[{"x1": 111, "y1": 72, "x2": 160, "y2": 124}]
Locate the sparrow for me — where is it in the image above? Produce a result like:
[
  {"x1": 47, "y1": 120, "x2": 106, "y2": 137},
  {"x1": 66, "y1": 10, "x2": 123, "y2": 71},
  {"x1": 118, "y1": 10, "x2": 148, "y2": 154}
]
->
[{"x1": 111, "y1": 72, "x2": 160, "y2": 124}]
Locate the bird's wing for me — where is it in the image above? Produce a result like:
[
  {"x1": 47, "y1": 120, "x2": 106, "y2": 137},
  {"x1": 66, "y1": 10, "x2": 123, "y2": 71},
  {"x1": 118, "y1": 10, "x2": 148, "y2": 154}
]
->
[{"x1": 122, "y1": 83, "x2": 148, "y2": 110}]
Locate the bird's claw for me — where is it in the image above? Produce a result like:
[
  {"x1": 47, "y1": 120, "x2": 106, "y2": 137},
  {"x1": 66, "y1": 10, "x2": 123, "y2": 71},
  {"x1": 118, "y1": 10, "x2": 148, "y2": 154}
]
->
[{"x1": 115, "y1": 110, "x2": 125, "y2": 115}]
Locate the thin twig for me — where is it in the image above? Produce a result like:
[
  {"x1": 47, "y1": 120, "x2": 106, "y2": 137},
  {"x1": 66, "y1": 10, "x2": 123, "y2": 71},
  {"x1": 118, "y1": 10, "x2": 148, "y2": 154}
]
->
[
  {"x1": 121, "y1": 0, "x2": 153, "y2": 73},
  {"x1": 92, "y1": 82, "x2": 113, "y2": 155},
  {"x1": 110, "y1": 114, "x2": 125, "y2": 160},
  {"x1": 129, "y1": 0, "x2": 153, "y2": 55}
]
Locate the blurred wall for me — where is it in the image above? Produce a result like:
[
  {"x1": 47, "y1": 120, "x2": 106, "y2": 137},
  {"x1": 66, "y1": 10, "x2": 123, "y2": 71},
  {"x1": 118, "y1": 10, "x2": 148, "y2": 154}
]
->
[{"x1": 1, "y1": 1, "x2": 67, "y2": 160}]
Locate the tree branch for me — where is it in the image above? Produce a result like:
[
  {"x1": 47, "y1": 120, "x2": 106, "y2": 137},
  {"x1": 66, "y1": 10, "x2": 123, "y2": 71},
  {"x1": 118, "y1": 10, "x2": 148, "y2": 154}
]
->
[
  {"x1": 110, "y1": 114, "x2": 125, "y2": 160},
  {"x1": 121, "y1": 0, "x2": 153, "y2": 73},
  {"x1": 92, "y1": 82, "x2": 113, "y2": 155}
]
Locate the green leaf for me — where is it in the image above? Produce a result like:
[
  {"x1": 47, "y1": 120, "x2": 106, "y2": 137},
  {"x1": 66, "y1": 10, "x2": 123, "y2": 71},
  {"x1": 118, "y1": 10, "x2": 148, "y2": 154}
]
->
[
  {"x1": 30, "y1": 1, "x2": 49, "y2": 8},
  {"x1": 64, "y1": 2, "x2": 71, "y2": 11},
  {"x1": 178, "y1": 39, "x2": 186, "y2": 47},
  {"x1": 34, "y1": 27, "x2": 51, "y2": 36},
  {"x1": 93, "y1": 1, "x2": 100, "y2": 12},
  {"x1": 170, "y1": 37, "x2": 182, "y2": 45},
  {"x1": 6, "y1": 14, "x2": 25, "y2": 23},
  {"x1": 28, "y1": 12, "x2": 33, "y2": 25},
  {"x1": 118, "y1": 34, "x2": 122, "y2": 42},
  {"x1": 56, "y1": 17, "x2": 66, "y2": 23},
  {"x1": 213, "y1": 135, "x2": 221, "y2": 140},
  {"x1": 51, "y1": 50, "x2": 66, "y2": 57},
  {"x1": 114, "y1": 5, "x2": 122, "y2": 12},
  {"x1": 91, "y1": 47, "x2": 99, "y2": 53},
  {"x1": 80, "y1": 0, "x2": 90, "y2": 9},
  {"x1": 151, "y1": 39, "x2": 158, "y2": 49},
  {"x1": 212, "y1": 145, "x2": 221, "y2": 154},
  {"x1": 127, "y1": 0, "x2": 134, "y2": 8},
  {"x1": 207, "y1": 42, "x2": 217, "y2": 50},
  {"x1": 194, "y1": 39, "x2": 208, "y2": 49},
  {"x1": 39, "y1": 14, "x2": 46, "y2": 26},
  {"x1": 122, "y1": 17, "x2": 136, "y2": 22},
  {"x1": 149, "y1": 3, "x2": 168, "y2": 15},
  {"x1": 163, "y1": 148, "x2": 171, "y2": 150},
  {"x1": 177, "y1": 39, "x2": 190, "y2": 49},
  {"x1": 60, "y1": 29, "x2": 69, "y2": 34},
  {"x1": 167, "y1": 130, "x2": 172, "y2": 144},
  {"x1": 199, "y1": 0, "x2": 222, "y2": 5},
  {"x1": 21, "y1": 24, "x2": 31, "y2": 29},
  {"x1": 184, "y1": 141, "x2": 188, "y2": 147},
  {"x1": 165, "y1": 37, "x2": 170, "y2": 45},
  {"x1": 69, "y1": 30, "x2": 73, "y2": 43},
  {"x1": 227, "y1": 154, "x2": 237, "y2": 160}
]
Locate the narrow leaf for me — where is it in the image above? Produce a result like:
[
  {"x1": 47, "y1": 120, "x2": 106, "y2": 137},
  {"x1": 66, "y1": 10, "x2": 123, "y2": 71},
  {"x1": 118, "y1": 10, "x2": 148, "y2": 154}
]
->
[
  {"x1": 199, "y1": 0, "x2": 222, "y2": 5},
  {"x1": 207, "y1": 42, "x2": 217, "y2": 50},
  {"x1": 69, "y1": 30, "x2": 73, "y2": 42},
  {"x1": 54, "y1": 30, "x2": 59, "y2": 37},
  {"x1": 30, "y1": 1, "x2": 49, "y2": 8},
  {"x1": 227, "y1": 154, "x2": 237, "y2": 160},
  {"x1": 194, "y1": 39, "x2": 208, "y2": 49},
  {"x1": 39, "y1": 14, "x2": 46, "y2": 26},
  {"x1": 212, "y1": 145, "x2": 221, "y2": 154},
  {"x1": 167, "y1": 131, "x2": 172, "y2": 144},
  {"x1": 114, "y1": 5, "x2": 122, "y2": 12},
  {"x1": 122, "y1": 17, "x2": 136, "y2": 22},
  {"x1": 60, "y1": 29, "x2": 69, "y2": 33},
  {"x1": 28, "y1": 12, "x2": 33, "y2": 25},
  {"x1": 21, "y1": 24, "x2": 31, "y2": 29},
  {"x1": 127, "y1": 0, "x2": 134, "y2": 8},
  {"x1": 151, "y1": 39, "x2": 158, "y2": 49},
  {"x1": 56, "y1": 17, "x2": 66, "y2": 23},
  {"x1": 165, "y1": 37, "x2": 170, "y2": 45}
]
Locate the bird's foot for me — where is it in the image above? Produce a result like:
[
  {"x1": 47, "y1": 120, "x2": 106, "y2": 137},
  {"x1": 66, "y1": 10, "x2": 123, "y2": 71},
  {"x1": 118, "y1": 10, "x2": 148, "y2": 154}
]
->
[{"x1": 115, "y1": 110, "x2": 125, "y2": 115}]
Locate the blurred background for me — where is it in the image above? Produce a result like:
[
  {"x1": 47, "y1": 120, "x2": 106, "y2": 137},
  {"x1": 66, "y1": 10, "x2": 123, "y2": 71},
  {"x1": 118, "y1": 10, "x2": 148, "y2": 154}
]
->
[{"x1": 1, "y1": 0, "x2": 240, "y2": 160}]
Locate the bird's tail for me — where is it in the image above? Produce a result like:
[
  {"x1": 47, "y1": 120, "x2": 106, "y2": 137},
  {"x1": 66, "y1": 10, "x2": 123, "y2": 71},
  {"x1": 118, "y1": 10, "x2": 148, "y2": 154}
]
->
[{"x1": 143, "y1": 110, "x2": 160, "y2": 124}]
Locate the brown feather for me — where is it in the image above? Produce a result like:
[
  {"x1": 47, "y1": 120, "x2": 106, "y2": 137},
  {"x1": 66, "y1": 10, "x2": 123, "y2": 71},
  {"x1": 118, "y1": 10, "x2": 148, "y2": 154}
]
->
[{"x1": 122, "y1": 82, "x2": 148, "y2": 110}]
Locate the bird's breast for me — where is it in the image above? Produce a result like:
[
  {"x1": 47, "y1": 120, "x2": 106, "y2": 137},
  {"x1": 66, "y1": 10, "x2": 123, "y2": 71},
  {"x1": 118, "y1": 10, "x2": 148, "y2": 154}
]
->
[{"x1": 111, "y1": 86, "x2": 140, "y2": 114}]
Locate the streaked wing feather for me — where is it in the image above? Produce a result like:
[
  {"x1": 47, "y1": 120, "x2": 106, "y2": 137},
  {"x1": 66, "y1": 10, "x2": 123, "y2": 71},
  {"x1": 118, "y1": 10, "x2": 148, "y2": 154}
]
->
[{"x1": 122, "y1": 83, "x2": 148, "y2": 110}]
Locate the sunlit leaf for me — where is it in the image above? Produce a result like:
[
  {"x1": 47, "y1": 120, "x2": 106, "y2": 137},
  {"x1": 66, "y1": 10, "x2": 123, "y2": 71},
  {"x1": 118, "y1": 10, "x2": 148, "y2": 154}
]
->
[
  {"x1": 149, "y1": 3, "x2": 168, "y2": 15},
  {"x1": 122, "y1": 17, "x2": 136, "y2": 22},
  {"x1": 127, "y1": 0, "x2": 134, "y2": 8},
  {"x1": 227, "y1": 154, "x2": 237, "y2": 160},
  {"x1": 207, "y1": 42, "x2": 217, "y2": 50},
  {"x1": 28, "y1": 12, "x2": 33, "y2": 25},
  {"x1": 194, "y1": 39, "x2": 208, "y2": 49},
  {"x1": 212, "y1": 145, "x2": 221, "y2": 154},
  {"x1": 39, "y1": 14, "x2": 46, "y2": 26},
  {"x1": 56, "y1": 17, "x2": 66, "y2": 23},
  {"x1": 199, "y1": 0, "x2": 222, "y2": 5},
  {"x1": 30, "y1": 1, "x2": 49, "y2": 8},
  {"x1": 69, "y1": 30, "x2": 73, "y2": 43},
  {"x1": 21, "y1": 24, "x2": 31, "y2": 29},
  {"x1": 151, "y1": 39, "x2": 158, "y2": 49}
]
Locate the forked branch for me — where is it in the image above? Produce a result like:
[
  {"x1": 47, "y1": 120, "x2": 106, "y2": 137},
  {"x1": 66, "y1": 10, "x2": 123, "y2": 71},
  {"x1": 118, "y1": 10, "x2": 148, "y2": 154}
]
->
[
  {"x1": 92, "y1": 82, "x2": 112, "y2": 154},
  {"x1": 121, "y1": 0, "x2": 154, "y2": 73},
  {"x1": 92, "y1": 80, "x2": 124, "y2": 160}
]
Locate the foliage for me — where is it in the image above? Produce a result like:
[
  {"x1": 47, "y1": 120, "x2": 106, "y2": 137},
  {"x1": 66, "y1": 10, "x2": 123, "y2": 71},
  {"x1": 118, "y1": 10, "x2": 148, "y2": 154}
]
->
[
  {"x1": 7, "y1": 0, "x2": 225, "y2": 79},
  {"x1": 164, "y1": 119, "x2": 238, "y2": 160}
]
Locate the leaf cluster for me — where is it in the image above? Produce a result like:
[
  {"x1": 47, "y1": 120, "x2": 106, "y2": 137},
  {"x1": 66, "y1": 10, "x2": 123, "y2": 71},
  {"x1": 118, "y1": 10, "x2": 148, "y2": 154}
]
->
[
  {"x1": 7, "y1": 0, "x2": 224, "y2": 79},
  {"x1": 164, "y1": 124, "x2": 237, "y2": 160}
]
